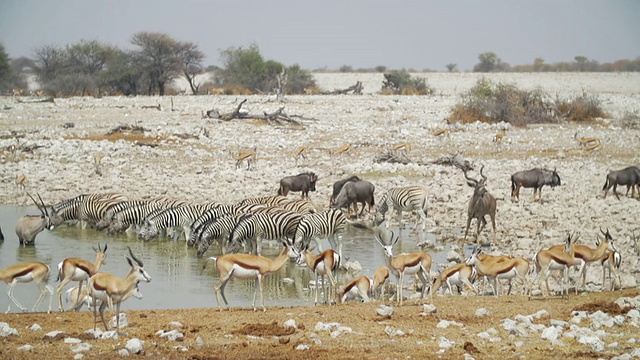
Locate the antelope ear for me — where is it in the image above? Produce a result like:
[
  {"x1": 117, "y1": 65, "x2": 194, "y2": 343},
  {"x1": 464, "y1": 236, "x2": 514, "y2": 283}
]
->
[{"x1": 466, "y1": 180, "x2": 476, "y2": 188}]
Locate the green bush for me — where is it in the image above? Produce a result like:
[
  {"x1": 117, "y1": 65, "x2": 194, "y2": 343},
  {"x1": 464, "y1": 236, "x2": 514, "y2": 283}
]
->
[{"x1": 381, "y1": 70, "x2": 433, "y2": 95}]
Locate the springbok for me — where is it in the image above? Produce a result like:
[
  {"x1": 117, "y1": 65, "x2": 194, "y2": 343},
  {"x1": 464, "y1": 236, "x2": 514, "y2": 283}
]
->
[
  {"x1": 547, "y1": 228, "x2": 616, "y2": 293},
  {"x1": 66, "y1": 283, "x2": 142, "y2": 311},
  {"x1": 466, "y1": 249, "x2": 531, "y2": 298},
  {"x1": 533, "y1": 233, "x2": 578, "y2": 298},
  {"x1": 235, "y1": 147, "x2": 257, "y2": 170},
  {"x1": 390, "y1": 142, "x2": 412, "y2": 158},
  {"x1": 0, "y1": 262, "x2": 53, "y2": 313},
  {"x1": 432, "y1": 263, "x2": 477, "y2": 296},
  {"x1": 330, "y1": 144, "x2": 353, "y2": 158},
  {"x1": 294, "y1": 145, "x2": 309, "y2": 165},
  {"x1": 462, "y1": 166, "x2": 497, "y2": 244},
  {"x1": 56, "y1": 243, "x2": 108, "y2": 311},
  {"x1": 339, "y1": 276, "x2": 373, "y2": 304},
  {"x1": 372, "y1": 265, "x2": 390, "y2": 300},
  {"x1": 88, "y1": 247, "x2": 151, "y2": 334},
  {"x1": 600, "y1": 247, "x2": 622, "y2": 291},
  {"x1": 493, "y1": 129, "x2": 506, "y2": 144},
  {"x1": 574, "y1": 131, "x2": 601, "y2": 151},
  {"x1": 15, "y1": 174, "x2": 26, "y2": 194},
  {"x1": 15, "y1": 192, "x2": 55, "y2": 245},
  {"x1": 293, "y1": 245, "x2": 341, "y2": 306},
  {"x1": 203, "y1": 243, "x2": 293, "y2": 311},
  {"x1": 374, "y1": 230, "x2": 432, "y2": 306}
]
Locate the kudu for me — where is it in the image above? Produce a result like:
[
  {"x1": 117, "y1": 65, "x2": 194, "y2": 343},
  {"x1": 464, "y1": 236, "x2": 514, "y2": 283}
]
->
[
  {"x1": 603, "y1": 166, "x2": 640, "y2": 199},
  {"x1": 462, "y1": 166, "x2": 497, "y2": 244},
  {"x1": 511, "y1": 168, "x2": 561, "y2": 203},
  {"x1": 15, "y1": 193, "x2": 55, "y2": 245}
]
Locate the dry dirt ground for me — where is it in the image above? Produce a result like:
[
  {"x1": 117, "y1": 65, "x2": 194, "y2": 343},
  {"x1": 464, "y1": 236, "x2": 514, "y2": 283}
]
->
[{"x1": 0, "y1": 289, "x2": 638, "y2": 359}]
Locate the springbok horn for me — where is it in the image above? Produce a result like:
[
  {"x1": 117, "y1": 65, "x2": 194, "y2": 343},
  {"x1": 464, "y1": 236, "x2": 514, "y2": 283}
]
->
[{"x1": 127, "y1": 246, "x2": 144, "y2": 267}]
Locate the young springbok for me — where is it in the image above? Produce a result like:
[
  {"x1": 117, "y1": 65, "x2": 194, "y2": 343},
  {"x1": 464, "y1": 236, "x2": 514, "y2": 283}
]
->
[
  {"x1": 88, "y1": 247, "x2": 151, "y2": 334},
  {"x1": 0, "y1": 262, "x2": 53, "y2": 313},
  {"x1": 56, "y1": 243, "x2": 108, "y2": 311},
  {"x1": 374, "y1": 230, "x2": 432, "y2": 306},
  {"x1": 203, "y1": 244, "x2": 294, "y2": 312},
  {"x1": 66, "y1": 283, "x2": 142, "y2": 311}
]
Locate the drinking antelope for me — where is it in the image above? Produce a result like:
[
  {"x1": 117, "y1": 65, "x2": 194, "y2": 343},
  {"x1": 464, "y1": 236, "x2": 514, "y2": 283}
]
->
[
  {"x1": 15, "y1": 192, "x2": 54, "y2": 245},
  {"x1": 533, "y1": 233, "x2": 578, "y2": 298},
  {"x1": 88, "y1": 247, "x2": 151, "y2": 334},
  {"x1": 462, "y1": 166, "x2": 497, "y2": 244},
  {"x1": 432, "y1": 263, "x2": 477, "y2": 296},
  {"x1": 56, "y1": 243, "x2": 108, "y2": 311},
  {"x1": 0, "y1": 262, "x2": 53, "y2": 313},
  {"x1": 339, "y1": 276, "x2": 373, "y2": 303},
  {"x1": 235, "y1": 147, "x2": 257, "y2": 170},
  {"x1": 374, "y1": 230, "x2": 432, "y2": 306},
  {"x1": 293, "y1": 245, "x2": 341, "y2": 306},
  {"x1": 203, "y1": 243, "x2": 293, "y2": 311},
  {"x1": 466, "y1": 250, "x2": 531, "y2": 298}
]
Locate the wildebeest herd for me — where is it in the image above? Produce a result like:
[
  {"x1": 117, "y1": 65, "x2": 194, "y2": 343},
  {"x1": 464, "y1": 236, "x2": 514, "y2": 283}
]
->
[{"x1": 0, "y1": 165, "x2": 637, "y2": 329}]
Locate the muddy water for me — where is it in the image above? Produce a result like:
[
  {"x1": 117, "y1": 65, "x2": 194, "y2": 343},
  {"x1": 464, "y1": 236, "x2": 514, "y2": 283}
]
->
[{"x1": 0, "y1": 205, "x2": 460, "y2": 312}]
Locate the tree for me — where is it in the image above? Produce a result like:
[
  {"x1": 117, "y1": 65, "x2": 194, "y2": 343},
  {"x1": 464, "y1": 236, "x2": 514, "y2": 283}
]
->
[
  {"x1": 533, "y1": 58, "x2": 545, "y2": 72},
  {"x1": 382, "y1": 69, "x2": 432, "y2": 95},
  {"x1": 131, "y1": 32, "x2": 181, "y2": 95},
  {"x1": 32, "y1": 44, "x2": 65, "y2": 84},
  {"x1": 99, "y1": 49, "x2": 144, "y2": 95},
  {"x1": 285, "y1": 64, "x2": 316, "y2": 94},
  {"x1": 473, "y1": 52, "x2": 509, "y2": 72},
  {"x1": 574, "y1": 56, "x2": 588, "y2": 72},
  {"x1": 175, "y1": 41, "x2": 204, "y2": 95},
  {"x1": 0, "y1": 44, "x2": 11, "y2": 92},
  {"x1": 65, "y1": 40, "x2": 114, "y2": 95},
  {"x1": 446, "y1": 63, "x2": 457, "y2": 72},
  {"x1": 217, "y1": 44, "x2": 266, "y2": 92}
]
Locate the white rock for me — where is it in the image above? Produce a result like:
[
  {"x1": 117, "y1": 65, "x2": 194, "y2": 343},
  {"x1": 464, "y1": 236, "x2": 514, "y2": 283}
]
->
[
  {"x1": 173, "y1": 345, "x2": 188, "y2": 352},
  {"x1": 168, "y1": 321, "x2": 183, "y2": 328},
  {"x1": 74, "y1": 354, "x2": 85, "y2": 360},
  {"x1": 578, "y1": 335, "x2": 605, "y2": 352},
  {"x1": 438, "y1": 336, "x2": 454, "y2": 349},
  {"x1": 196, "y1": 336, "x2": 204, "y2": 348},
  {"x1": 44, "y1": 330, "x2": 63, "y2": 338},
  {"x1": 550, "y1": 319, "x2": 570, "y2": 328},
  {"x1": 118, "y1": 349, "x2": 130, "y2": 357},
  {"x1": 71, "y1": 343, "x2": 92, "y2": 353},
  {"x1": 315, "y1": 322, "x2": 340, "y2": 332},
  {"x1": 541, "y1": 326, "x2": 562, "y2": 341},
  {"x1": 284, "y1": 319, "x2": 297, "y2": 329},
  {"x1": 100, "y1": 331, "x2": 119, "y2": 339},
  {"x1": 384, "y1": 326, "x2": 405, "y2": 337},
  {"x1": 295, "y1": 344, "x2": 311, "y2": 351},
  {"x1": 126, "y1": 338, "x2": 144, "y2": 354},
  {"x1": 0, "y1": 323, "x2": 18, "y2": 337},
  {"x1": 531, "y1": 310, "x2": 549, "y2": 319},
  {"x1": 109, "y1": 313, "x2": 129, "y2": 329},
  {"x1": 422, "y1": 304, "x2": 437, "y2": 314},
  {"x1": 159, "y1": 330, "x2": 184, "y2": 341},
  {"x1": 475, "y1": 308, "x2": 490, "y2": 317},
  {"x1": 330, "y1": 326, "x2": 353, "y2": 338},
  {"x1": 64, "y1": 337, "x2": 82, "y2": 344},
  {"x1": 376, "y1": 305, "x2": 394, "y2": 317},
  {"x1": 17, "y1": 344, "x2": 33, "y2": 351},
  {"x1": 27, "y1": 324, "x2": 42, "y2": 331}
]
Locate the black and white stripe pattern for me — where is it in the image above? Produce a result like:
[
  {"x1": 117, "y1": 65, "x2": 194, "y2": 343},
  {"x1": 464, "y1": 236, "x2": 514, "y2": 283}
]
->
[
  {"x1": 50, "y1": 193, "x2": 128, "y2": 227},
  {"x1": 228, "y1": 210, "x2": 302, "y2": 256},
  {"x1": 138, "y1": 203, "x2": 215, "y2": 241},
  {"x1": 375, "y1": 186, "x2": 428, "y2": 231},
  {"x1": 188, "y1": 203, "x2": 265, "y2": 247},
  {"x1": 77, "y1": 198, "x2": 124, "y2": 229},
  {"x1": 107, "y1": 200, "x2": 185, "y2": 234},
  {"x1": 293, "y1": 208, "x2": 347, "y2": 257},
  {"x1": 237, "y1": 195, "x2": 290, "y2": 207},
  {"x1": 196, "y1": 214, "x2": 247, "y2": 257}
]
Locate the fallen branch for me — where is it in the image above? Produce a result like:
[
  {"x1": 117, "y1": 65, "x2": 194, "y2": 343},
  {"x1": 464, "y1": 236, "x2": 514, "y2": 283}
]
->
[
  {"x1": 374, "y1": 150, "x2": 474, "y2": 171},
  {"x1": 15, "y1": 97, "x2": 55, "y2": 104},
  {"x1": 203, "y1": 99, "x2": 303, "y2": 125},
  {"x1": 106, "y1": 124, "x2": 148, "y2": 136},
  {"x1": 322, "y1": 81, "x2": 364, "y2": 95}
]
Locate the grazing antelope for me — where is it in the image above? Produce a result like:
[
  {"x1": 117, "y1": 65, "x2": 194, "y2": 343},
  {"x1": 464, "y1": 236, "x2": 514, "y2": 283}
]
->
[
  {"x1": 15, "y1": 174, "x2": 26, "y2": 194},
  {"x1": 15, "y1": 192, "x2": 54, "y2": 245},
  {"x1": 294, "y1": 146, "x2": 309, "y2": 165},
  {"x1": 203, "y1": 243, "x2": 293, "y2": 311},
  {"x1": 466, "y1": 250, "x2": 531, "y2": 298},
  {"x1": 94, "y1": 153, "x2": 104, "y2": 176},
  {"x1": 462, "y1": 166, "x2": 497, "y2": 244},
  {"x1": 235, "y1": 147, "x2": 257, "y2": 170},
  {"x1": 534, "y1": 233, "x2": 578, "y2": 298},
  {"x1": 330, "y1": 144, "x2": 353, "y2": 158},
  {"x1": 56, "y1": 243, "x2": 108, "y2": 312},
  {"x1": 548, "y1": 228, "x2": 617, "y2": 293},
  {"x1": 493, "y1": 129, "x2": 506, "y2": 143},
  {"x1": 66, "y1": 283, "x2": 142, "y2": 311},
  {"x1": 574, "y1": 132, "x2": 601, "y2": 150},
  {"x1": 372, "y1": 265, "x2": 390, "y2": 300},
  {"x1": 293, "y1": 245, "x2": 341, "y2": 305},
  {"x1": 0, "y1": 262, "x2": 53, "y2": 313},
  {"x1": 339, "y1": 276, "x2": 373, "y2": 304},
  {"x1": 88, "y1": 247, "x2": 151, "y2": 334},
  {"x1": 390, "y1": 142, "x2": 412, "y2": 158},
  {"x1": 374, "y1": 230, "x2": 432, "y2": 306},
  {"x1": 432, "y1": 263, "x2": 477, "y2": 296}
]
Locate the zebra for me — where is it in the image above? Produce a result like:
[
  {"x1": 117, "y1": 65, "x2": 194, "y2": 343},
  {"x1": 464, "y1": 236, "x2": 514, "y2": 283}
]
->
[
  {"x1": 196, "y1": 214, "x2": 248, "y2": 257},
  {"x1": 228, "y1": 210, "x2": 302, "y2": 256},
  {"x1": 77, "y1": 198, "x2": 124, "y2": 229},
  {"x1": 139, "y1": 203, "x2": 216, "y2": 241},
  {"x1": 279, "y1": 199, "x2": 316, "y2": 215},
  {"x1": 293, "y1": 208, "x2": 347, "y2": 258},
  {"x1": 188, "y1": 203, "x2": 266, "y2": 247},
  {"x1": 96, "y1": 199, "x2": 160, "y2": 231},
  {"x1": 237, "y1": 195, "x2": 290, "y2": 207},
  {"x1": 50, "y1": 193, "x2": 128, "y2": 227},
  {"x1": 107, "y1": 201, "x2": 184, "y2": 235},
  {"x1": 375, "y1": 186, "x2": 429, "y2": 231}
]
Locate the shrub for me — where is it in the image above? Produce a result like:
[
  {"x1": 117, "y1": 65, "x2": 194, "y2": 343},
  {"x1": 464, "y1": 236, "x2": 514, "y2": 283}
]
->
[
  {"x1": 380, "y1": 70, "x2": 433, "y2": 95},
  {"x1": 449, "y1": 78, "x2": 558, "y2": 126},
  {"x1": 555, "y1": 94, "x2": 608, "y2": 122}
]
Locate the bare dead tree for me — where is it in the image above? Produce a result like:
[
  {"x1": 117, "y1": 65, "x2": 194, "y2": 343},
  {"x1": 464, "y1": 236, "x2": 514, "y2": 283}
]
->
[
  {"x1": 275, "y1": 68, "x2": 288, "y2": 102},
  {"x1": 322, "y1": 81, "x2": 363, "y2": 95}
]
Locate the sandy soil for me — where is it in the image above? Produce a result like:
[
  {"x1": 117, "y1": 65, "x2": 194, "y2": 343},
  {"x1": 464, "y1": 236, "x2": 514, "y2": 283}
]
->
[
  {"x1": 1, "y1": 72, "x2": 639, "y2": 359},
  {"x1": 0, "y1": 289, "x2": 638, "y2": 359}
]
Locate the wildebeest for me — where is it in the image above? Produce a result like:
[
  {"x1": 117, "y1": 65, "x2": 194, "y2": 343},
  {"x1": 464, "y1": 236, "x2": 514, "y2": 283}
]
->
[
  {"x1": 332, "y1": 180, "x2": 375, "y2": 218},
  {"x1": 278, "y1": 172, "x2": 318, "y2": 199},
  {"x1": 329, "y1": 175, "x2": 361, "y2": 207},
  {"x1": 603, "y1": 166, "x2": 640, "y2": 199},
  {"x1": 511, "y1": 168, "x2": 561, "y2": 203},
  {"x1": 463, "y1": 166, "x2": 497, "y2": 244}
]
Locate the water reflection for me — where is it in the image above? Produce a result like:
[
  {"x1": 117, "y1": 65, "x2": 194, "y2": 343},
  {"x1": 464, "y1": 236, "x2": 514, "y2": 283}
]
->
[{"x1": 0, "y1": 205, "x2": 455, "y2": 312}]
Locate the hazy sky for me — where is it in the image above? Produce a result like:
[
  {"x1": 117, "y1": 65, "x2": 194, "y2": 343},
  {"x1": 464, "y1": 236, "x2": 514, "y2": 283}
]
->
[{"x1": 1, "y1": 1, "x2": 638, "y2": 71}]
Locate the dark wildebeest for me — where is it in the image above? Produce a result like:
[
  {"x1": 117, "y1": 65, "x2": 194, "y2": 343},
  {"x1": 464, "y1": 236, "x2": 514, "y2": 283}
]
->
[
  {"x1": 603, "y1": 166, "x2": 640, "y2": 199},
  {"x1": 463, "y1": 166, "x2": 497, "y2": 244},
  {"x1": 332, "y1": 180, "x2": 375, "y2": 218},
  {"x1": 511, "y1": 168, "x2": 561, "y2": 203},
  {"x1": 329, "y1": 175, "x2": 361, "y2": 207},
  {"x1": 278, "y1": 172, "x2": 318, "y2": 199}
]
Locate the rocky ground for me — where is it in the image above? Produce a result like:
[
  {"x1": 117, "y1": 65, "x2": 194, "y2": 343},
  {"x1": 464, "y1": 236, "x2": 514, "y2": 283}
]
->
[{"x1": 0, "y1": 72, "x2": 639, "y2": 358}]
